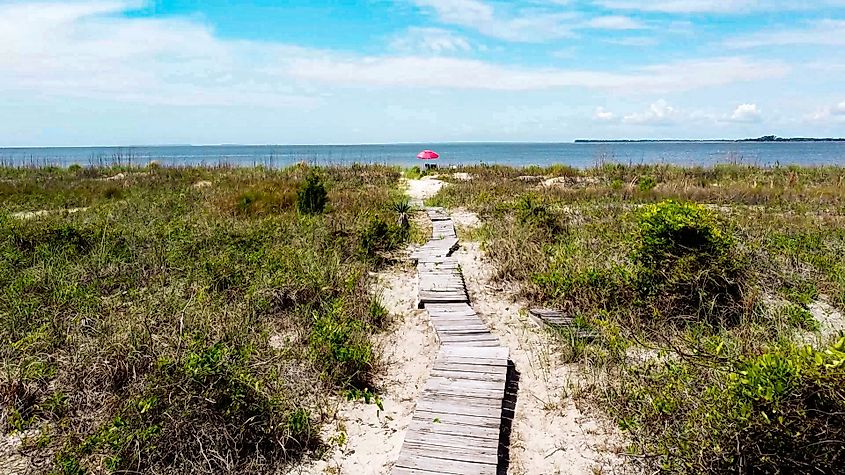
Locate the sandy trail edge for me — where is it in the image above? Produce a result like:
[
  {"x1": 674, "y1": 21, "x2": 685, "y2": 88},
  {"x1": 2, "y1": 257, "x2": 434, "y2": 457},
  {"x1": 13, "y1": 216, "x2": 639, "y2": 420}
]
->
[
  {"x1": 442, "y1": 176, "x2": 629, "y2": 474},
  {"x1": 295, "y1": 179, "x2": 441, "y2": 475}
]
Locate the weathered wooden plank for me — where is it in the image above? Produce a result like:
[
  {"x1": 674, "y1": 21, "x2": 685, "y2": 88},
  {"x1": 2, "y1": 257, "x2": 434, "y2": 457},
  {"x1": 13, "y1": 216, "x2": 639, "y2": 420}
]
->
[
  {"x1": 414, "y1": 398, "x2": 502, "y2": 419},
  {"x1": 437, "y1": 346, "x2": 508, "y2": 359},
  {"x1": 402, "y1": 429, "x2": 499, "y2": 451},
  {"x1": 426, "y1": 376, "x2": 504, "y2": 391},
  {"x1": 405, "y1": 431, "x2": 499, "y2": 450},
  {"x1": 429, "y1": 369, "x2": 507, "y2": 383},
  {"x1": 432, "y1": 362, "x2": 508, "y2": 375},
  {"x1": 398, "y1": 440, "x2": 498, "y2": 465},
  {"x1": 409, "y1": 419, "x2": 500, "y2": 441},
  {"x1": 412, "y1": 410, "x2": 502, "y2": 429},
  {"x1": 395, "y1": 453, "x2": 496, "y2": 475}
]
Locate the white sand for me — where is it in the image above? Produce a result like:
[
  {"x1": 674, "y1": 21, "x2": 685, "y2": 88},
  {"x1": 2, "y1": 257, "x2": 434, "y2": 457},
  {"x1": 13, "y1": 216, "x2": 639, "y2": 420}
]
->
[
  {"x1": 296, "y1": 265, "x2": 438, "y2": 475},
  {"x1": 0, "y1": 430, "x2": 38, "y2": 475},
  {"x1": 809, "y1": 300, "x2": 845, "y2": 341},
  {"x1": 10, "y1": 207, "x2": 88, "y2": 220},
  {"x1": 404, "y1": 177, "x2": 443, "y2": 205}
]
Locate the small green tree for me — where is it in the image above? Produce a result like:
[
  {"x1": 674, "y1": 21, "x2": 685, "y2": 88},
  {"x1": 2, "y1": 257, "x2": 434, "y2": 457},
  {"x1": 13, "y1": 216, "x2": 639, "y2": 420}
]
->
[{"x1": 297, "y1": 171, "x2": 327, "y2": 215}]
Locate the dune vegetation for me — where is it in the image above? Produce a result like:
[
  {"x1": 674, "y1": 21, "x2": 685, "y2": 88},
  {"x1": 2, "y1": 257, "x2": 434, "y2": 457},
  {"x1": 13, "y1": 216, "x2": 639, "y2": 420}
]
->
[
  {"x1": 0, "y1": 164, "x2": 411, "y2": 474},
  {"x1": 429, "y1": 163, "x2": 845, "y2": 474}
]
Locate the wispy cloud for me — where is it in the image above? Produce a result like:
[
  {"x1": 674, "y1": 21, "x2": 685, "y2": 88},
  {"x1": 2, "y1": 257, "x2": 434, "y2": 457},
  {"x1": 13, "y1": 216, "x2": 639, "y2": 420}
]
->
[
  {"x1": 411, "y1": 0, "x2": 577, "y2": 42},
  {"x1": 390, "y1": 27, "x2": 475, "y2": 53},
  {"x1": 725, "y1": 20, "x2": 845, "y2": 48},
  {"x1": 809, "y1": 99, "x2": 845, "y2": 121},
  {"x1": 584, "y1": 15, "x2": 644, "y2": 30},
  {"x1": 288, "y1": 56, "x2": 788, "y2": 92},
  {"x1": 596, "y1": 0, "x2": 845, "y2": 14}
]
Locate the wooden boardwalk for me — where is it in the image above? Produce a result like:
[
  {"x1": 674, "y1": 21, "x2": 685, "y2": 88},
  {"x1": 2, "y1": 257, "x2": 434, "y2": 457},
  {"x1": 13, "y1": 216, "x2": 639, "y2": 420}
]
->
[{"x1": 393, "y1": 207, "x2": 510, "y2": 475}]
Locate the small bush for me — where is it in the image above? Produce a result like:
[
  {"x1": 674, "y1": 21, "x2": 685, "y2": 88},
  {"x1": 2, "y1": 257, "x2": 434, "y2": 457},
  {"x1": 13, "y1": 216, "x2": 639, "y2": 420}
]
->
[
  {"x1": 633, "y1": 200, "x2": 748, "y2": 326},
  {"x1": 358, "y1": 215, "x2": 406, "y2": 259},
  {"x1": 515, "y1": 194, "x2": 565, "y2": 235},
  {"x1": 310, "y1": 300, "x2": 373, "y2": 387},
  {"x1": 297, "y1": 171, "x2": 327, "y2": 215},
  {"x1": 637, "y1": 176, "x2": 657, "y2": 192}
]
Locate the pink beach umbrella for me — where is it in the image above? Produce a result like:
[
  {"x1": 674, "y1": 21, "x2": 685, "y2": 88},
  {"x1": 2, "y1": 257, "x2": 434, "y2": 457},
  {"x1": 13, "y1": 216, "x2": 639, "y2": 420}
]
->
[{"x1": 417, "y1": 150, "x2": 440, "y2": 160}]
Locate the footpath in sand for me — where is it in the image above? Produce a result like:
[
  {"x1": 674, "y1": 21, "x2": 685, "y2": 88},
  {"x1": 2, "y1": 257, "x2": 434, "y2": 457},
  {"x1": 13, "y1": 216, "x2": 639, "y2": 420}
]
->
[{"x1": 300, "y1": 175, "x2": 625, "y2": 474}]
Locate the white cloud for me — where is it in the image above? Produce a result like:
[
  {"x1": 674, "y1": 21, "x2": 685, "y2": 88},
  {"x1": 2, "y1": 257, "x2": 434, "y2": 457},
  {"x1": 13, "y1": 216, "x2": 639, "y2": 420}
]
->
[
  {"x1": 596, "y1": 1, "x2": 845, "y2": 14},
  {"x1": 726, "y1": 20, "x2": 845, "y2": 48},
  {"x1": 584, "y1": 15, "x2": 644, "y2": 30},
  {"x1": 288, "y1": 56, "x2": 787, "y2": 92},
  {"x1": 390, "y1": 27, "x2": 474, "y2": 53},
  {"x1": 603, "y1": 36, "x2": 658, "y2": 46},
  {"x1": 0, "y1": 1, "x2": 793, "y2": 111},
  {"x1": 810, "y1": 99, "x2": 845, "y2": 121},
  {"x1": 411, "y1": 0, "x2": 576, "y2": 42},
  {"x1": 728, "y1": 103, "x2": 762, "y2": 123},
  {"x1": 623, "y1": 100, "x2": 679, "y2": 125},
  {"x1": 594, "y1": 106, "x2": 616, "y2": 121}
]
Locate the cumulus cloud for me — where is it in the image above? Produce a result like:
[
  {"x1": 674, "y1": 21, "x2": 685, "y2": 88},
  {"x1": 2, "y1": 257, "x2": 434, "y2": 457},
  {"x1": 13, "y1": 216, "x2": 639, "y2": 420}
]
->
[
  {"x1": 594, "y1": 106, "x2": 616, "y2": 121},
  {"x1": 728, "y1": 103, "x2": 763, "y2": 123},
  {"x1": 623, "y1": 100, "x2": 679, "y2": 125}
]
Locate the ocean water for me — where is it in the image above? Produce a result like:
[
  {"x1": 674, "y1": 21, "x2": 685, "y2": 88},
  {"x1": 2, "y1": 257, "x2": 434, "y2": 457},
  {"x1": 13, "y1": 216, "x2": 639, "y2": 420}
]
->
[{"x1": 1, "y1": 142, "x2": 844, "y2": 169}]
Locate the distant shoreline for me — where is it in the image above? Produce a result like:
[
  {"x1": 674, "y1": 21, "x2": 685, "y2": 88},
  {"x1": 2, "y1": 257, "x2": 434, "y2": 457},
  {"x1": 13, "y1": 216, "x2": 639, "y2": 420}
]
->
[{"x1": 576, "y1": 136, "x2": 845, "y2": 143}]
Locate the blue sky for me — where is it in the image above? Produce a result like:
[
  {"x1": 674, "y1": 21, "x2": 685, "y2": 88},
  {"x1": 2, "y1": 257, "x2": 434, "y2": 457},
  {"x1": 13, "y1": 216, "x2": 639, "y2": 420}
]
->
[{"x1": 1, "y1": 0, "x2": 844, "y2": 146}]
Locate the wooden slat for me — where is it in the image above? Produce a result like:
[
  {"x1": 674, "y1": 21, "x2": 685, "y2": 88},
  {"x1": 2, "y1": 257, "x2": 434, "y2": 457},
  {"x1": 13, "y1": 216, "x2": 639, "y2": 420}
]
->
[
  {"x1": 395, "y1": 453, "x2": 496, "y2": 475},
  {"x1": 395, "y1": 206, "x2": 510, "y2": 475}
]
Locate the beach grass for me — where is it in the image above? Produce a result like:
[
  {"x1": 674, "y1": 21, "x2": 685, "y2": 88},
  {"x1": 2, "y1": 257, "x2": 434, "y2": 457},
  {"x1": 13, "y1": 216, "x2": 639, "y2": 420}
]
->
[
  {"x1": 0, "y1": 164, "x2": 410, "y2": 474},
  {"x1": 429, "y1": 163, "x2": 845, "y2": 474}
]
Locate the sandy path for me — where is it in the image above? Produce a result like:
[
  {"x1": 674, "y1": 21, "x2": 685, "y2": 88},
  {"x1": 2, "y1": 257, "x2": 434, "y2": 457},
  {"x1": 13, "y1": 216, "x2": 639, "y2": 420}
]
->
[
  {"x1": 296, "y1": 265, "x2": 437, "y2": 475},
  {"x1": 404, "y1": 176, "x2": 443, "y2": 205}
]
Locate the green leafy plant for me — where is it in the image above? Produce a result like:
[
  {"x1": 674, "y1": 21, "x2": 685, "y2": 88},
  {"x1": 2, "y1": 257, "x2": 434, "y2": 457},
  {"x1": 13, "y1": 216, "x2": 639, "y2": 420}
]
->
[{"x1": 297, "y1": 171, "x2": 328, "y2": 215}]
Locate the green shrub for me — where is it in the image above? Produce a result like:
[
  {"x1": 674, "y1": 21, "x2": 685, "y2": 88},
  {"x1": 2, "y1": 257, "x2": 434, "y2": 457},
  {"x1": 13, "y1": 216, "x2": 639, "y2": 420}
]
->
[
  {"x1": 602, "y1": 338, "x2": 845, "y2": 473},
  {"x1": 633, "y1": 200, "x2": 748, "y2": 326},
  {"x1": 637, "y1": 175, "x2": 657, "y2": 192},
  {"x1": 404, "y1": 166, "x2": 423, "y2": 179},
  {"x1": 358, "y1": 215, "x2": 406, "y2": 259},
  {"x1": 515, "y1": 194, "x2": 565, "y2": 235},
  {"x1": 62, "y1": 339, "x2": 318, "y2": 473},
  {"x1": 310, "y1": 300, "x2": 373, "y2": 387},
  {"x1": 296, "y1": 171, "x2": 327, "y2": 215}
]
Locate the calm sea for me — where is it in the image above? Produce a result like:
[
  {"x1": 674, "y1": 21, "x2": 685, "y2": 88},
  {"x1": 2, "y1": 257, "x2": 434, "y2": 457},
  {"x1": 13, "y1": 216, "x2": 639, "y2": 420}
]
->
[{"x1": 1, "y1": 142, "x2": 844, "y2": 169}]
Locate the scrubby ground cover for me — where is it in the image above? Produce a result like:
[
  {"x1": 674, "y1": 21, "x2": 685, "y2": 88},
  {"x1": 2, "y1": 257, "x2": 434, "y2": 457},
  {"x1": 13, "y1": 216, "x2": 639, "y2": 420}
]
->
[
  {"x1": 0, "y1": 164, "x2": 410, "y2": 474},
  {"x1": 430, "y1": 164, "x2": 845, "y2": 474}
]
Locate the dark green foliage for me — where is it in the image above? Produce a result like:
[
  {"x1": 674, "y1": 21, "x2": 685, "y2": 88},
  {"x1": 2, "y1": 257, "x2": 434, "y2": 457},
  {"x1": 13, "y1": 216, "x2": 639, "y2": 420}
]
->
[
  {"x1": 514, "y1": 194, "x2": 565, "y2": 235},
  {"x1": 633, "y1": 200, "x2": 748, "y2": 326},
  {"x1": 609, "y1": 338, "x2": 845, "y2": 473},
  {"x1": 358, "y1": 215, "x2": 407, "y2": 259},
  {"x1": 426, "y1": 164, "x2": 845, "y2": 474},
  {"x1": 297, "y1": 171, "x2": 327, "y2": 215}
]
